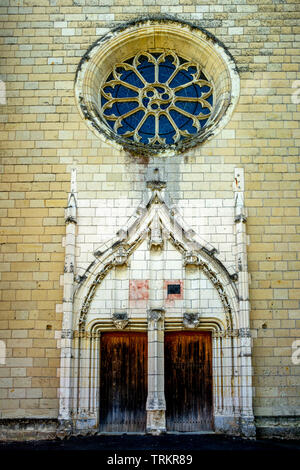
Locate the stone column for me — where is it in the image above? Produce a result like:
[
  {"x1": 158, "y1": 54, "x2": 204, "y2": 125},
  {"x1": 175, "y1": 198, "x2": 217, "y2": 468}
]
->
[
  {"x1": 146, "y1": 202, "x2": 166, "y2": 434},
  {"x1": 86, "y1": 330, "x2": 100, "y2": 427},
  {"x1": 212, "y1": 332, "x2": 222, "y2": 417},
  {"x1": 146, "y1": 309, "x2": 166, "y2": 434},
  {"x1": 77, "y1": 331, "x2": 91, "y2": 426},
  {"x1": 58, "y1": 168, "x2": 77, "y2": 433},
  {"x1": 234, "y1": 168, "x2": 256, "y2": 437}
]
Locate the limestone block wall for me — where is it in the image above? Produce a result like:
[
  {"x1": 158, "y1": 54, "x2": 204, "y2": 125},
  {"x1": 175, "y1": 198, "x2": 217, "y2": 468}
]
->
[{"x1": 0, "y1": 0, "x2": 299, "y2": 438}]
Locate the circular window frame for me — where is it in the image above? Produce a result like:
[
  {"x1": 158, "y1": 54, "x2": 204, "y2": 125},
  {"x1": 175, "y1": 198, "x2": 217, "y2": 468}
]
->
[{"x1": 75, "y1": 17, "x2": 240, "y2": 157}]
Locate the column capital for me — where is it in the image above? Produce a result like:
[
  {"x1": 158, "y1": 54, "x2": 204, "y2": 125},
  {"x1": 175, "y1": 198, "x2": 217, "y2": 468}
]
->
[{"x1": 147, "y1": 308, "x2": 165, "y2": 323}]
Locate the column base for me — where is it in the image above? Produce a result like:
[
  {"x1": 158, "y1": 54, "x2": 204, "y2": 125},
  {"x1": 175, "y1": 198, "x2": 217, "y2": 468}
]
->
[
  {"x1": 240, "y1": 415, "x2": 256, "y2": 438},
  {"x1": 57, "y1": 417, "x2": 73, "y2": 439},
  {"x1": 146, "y1": 410, "x2": 166, "y2": 435},
  {"x1": 214, "y1": 414, "x2": 240, "y2": 435},
  {"x1": 214, "y1": 414, "x2": 256, "y2": 438}
]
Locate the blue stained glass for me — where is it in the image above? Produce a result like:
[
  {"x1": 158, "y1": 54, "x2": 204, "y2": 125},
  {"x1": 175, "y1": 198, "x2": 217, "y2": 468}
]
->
[
  {"x1": 117, "y1": 85, "x2": 138, "y2": 98},
  {"x1": 170, "y1": 109, "x2": 198, "y2": 134},
  {"x1": 159, "y1": 115, "x2": 176, "y2": 144},
  {"x1": 170, "y1": 109, "x2": 191, "y2": 131},
  {"x1": 137, "y1": 57, "x2": 155, "y2": 83},
  {"x1": 118, "y1": 110, "x2": 145, "y2": 135},
  {"x1": 116, "y1": 68, "x2": 144, "y2": 88},
  {"x1": 115, "y1": 101, "x2": 138, "y2": 116},
  {"x1": 100, "y1": 51, "x2": 213, "y2": 146},
  {"x1": 158, "y1": 56, "x2": 176, "y2": 83},
  {"x1": 139, "y1": 115, "x2": 155, "y2": 143},
  {"x1": 176, "y1": 100, "x2": 200, "y2": 115},
  {"x1": 169, "y1": 69, "x2": 195, "y2": 88}
]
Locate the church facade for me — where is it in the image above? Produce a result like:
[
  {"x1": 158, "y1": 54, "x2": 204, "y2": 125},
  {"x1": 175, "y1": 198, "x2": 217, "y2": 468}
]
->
[{"x1": 0, "y1": 1, "x2": 299, "y2": 440}]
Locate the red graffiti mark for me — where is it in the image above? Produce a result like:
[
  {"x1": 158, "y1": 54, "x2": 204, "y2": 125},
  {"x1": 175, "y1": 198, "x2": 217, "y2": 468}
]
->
[{"x1": 129, "y1": 280, "x2": 149, "y2": 301}]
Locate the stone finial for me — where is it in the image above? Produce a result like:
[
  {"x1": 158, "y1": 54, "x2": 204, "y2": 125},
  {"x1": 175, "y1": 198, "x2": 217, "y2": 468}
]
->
[
  {"x1": 234, "y1": 168, "x2": 247, "y2": 223},
  {"x1": 149, "y1": 211, "x2": 163, "y2": 249}
]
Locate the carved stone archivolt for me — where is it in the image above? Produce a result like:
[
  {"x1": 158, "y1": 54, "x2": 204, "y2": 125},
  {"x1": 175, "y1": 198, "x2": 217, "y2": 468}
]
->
[
  {"x1": 78, "y1": 262, "x2": 114, "y2": 330},
  {"x1": 77, "y1": 180, "x2": 237, "y2": 332},
  {"x1": 184, "y1": 251, "x2": 199, "y2": 266}
]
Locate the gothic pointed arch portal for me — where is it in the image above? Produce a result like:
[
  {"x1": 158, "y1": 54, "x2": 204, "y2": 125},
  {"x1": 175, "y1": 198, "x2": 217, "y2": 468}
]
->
[{"x1": 58, "y1": 167, "x2": 255, "y2": 437}]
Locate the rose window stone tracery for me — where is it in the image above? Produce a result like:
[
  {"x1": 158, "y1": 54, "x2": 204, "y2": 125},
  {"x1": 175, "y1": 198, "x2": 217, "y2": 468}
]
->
[
  {"x1": 75, "y1": 19, "x2": 240, "y2": 155},
  {"x1": 100, "y1": 51, "x2": 213, "y2": 146}
]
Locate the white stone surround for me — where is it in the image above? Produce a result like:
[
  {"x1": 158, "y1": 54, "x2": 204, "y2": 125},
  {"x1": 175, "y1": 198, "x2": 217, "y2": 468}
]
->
[{"x1": 58, "y1": 166, "x2": 255, "y2": 437}]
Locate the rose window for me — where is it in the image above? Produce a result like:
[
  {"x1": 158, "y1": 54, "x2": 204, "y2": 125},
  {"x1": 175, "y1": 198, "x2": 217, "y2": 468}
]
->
[
  {"x1": 75, "y1": 19, "x2": 240, "y2": 155},
  {"x1": 100, "y1": 51, "x2": 213, "y2": 146}
]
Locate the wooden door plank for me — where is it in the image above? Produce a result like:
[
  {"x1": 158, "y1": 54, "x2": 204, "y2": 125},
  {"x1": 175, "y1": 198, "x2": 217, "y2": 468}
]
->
[
  {"x1": 99, "y1": 332, "x2": 147, "y2": 432},
  {"x1": 165, "y1": 331, "x2": 213, "y2": 432}
]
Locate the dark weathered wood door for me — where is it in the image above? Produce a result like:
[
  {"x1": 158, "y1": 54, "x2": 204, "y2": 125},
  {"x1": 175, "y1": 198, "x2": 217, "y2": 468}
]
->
[
  {"x1": 99, "y1": 332, "x2": 147, "y2": 432},
  {"x1": 165, "y1": 331, "x2": 213, "y2": 432}
]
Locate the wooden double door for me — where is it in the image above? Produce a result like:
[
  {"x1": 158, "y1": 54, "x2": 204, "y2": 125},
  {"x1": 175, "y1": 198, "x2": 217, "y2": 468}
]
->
[{"x1": 99, "y1": 331, "x2": 213, "y2": 433}]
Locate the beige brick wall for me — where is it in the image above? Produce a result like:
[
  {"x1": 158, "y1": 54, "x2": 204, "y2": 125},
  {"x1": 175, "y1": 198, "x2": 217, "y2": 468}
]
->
[{"x1": 0, "y1": 0, "x2": 299, "y2": 422}]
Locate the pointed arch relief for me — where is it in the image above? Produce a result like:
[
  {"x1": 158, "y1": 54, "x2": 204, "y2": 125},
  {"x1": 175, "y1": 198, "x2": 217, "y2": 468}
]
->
[
  {"x1": 73, "y1": 184, "x2": 239, "y2": 334},
  {"x1": 62, "y1": 169, "x2": 255, "y2": 438}
]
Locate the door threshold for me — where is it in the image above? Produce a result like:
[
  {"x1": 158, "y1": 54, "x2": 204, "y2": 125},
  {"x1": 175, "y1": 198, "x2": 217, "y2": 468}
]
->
[
  {"x1": 166, "y1": 431, "x2": 215, "y2": 435},
  {"x1": 97, "y1": 432, "x2": 146, "y2": 435},
  {"x1": 97, "y1": 431, "x2": 215, "y2": 436}
]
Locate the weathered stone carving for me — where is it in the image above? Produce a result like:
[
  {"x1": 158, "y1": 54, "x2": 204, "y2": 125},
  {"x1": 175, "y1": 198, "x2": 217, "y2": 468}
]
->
[
  {"x1": 147, "y1": 308, "x2": 164, "y2": 323},
  {"x1": 149, "y1": 212, "x2": 164, "y2": 249},
  {"x1": 212, "y1": 330, "x2": 227, "y2": 338},
  {"x1": 239, "y1": 327, "x2": 251, "y2": 338},
  {"x1": 184, "y1": 251, "x2": 199, "y2": 266},
  {"x1": 113, "y1": 245, "x2": 128, "y2": 266},
  {"x1": 112, "y1": 312, "x2": 128, "y2": 329},
  {"x1": 234, "y1": 176, "x2": 247, "y2": 223},
  {"x1": 61, "y1": 329, "x2": 73, "y2": 339},
  {"x1": 183, "y1": 312, "x2": 200, "y2": 328},
  {"x1": 146, "y1": 397, "x2": 166, "y2": 410},
  {"x1": 78, "y1": 179, "x2": 236, "y2": 335},
  {"x1": 65, "y1": 193, "x2": 77, "y2": 225},
  {"x1": 146, "y1": 167, "x2": 167, "y2": 190},
  {"x1": 64, "y1": 261, "x2": 74, "y2": 273},
  {"x1": 226, "y1": 328, "x2": 240, "y2": 337}
]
